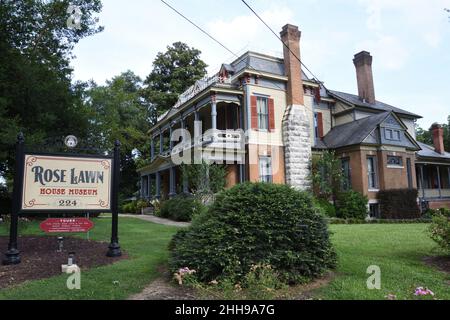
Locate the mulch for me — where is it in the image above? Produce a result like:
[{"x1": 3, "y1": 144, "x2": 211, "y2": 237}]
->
[
  {"x1": 0, "y1": 236, "x2": 127, "y2": 289},
  {"x1": 423, "y1": 256, "x2": 450, "y2": 274}
]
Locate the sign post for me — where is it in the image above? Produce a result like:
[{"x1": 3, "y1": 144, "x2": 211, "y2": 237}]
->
[
  {"x1": 3, "y1": 133, "x2": 25, "y2": 265},
  {"x1": 2, "y1": 134, "x2": 121, "y2": 265}
]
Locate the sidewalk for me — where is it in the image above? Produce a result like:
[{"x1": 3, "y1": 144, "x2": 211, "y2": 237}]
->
[{"x1": 119, "y1": 214, "x2": 191, "y2": 227}]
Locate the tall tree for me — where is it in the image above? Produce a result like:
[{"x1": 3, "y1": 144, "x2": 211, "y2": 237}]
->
[
  {"x1": 415, "y1": 126, "x2": 433, "y2": 145},
  {"x1": 85, "y1": 71, "x2": 151, "y2": 199},
  {"x1": 0, "y1": 0, "x2": 103, "y2": 180},
  {"x1": 143, "y1": 42, "x2": 208, "y2": 122}
]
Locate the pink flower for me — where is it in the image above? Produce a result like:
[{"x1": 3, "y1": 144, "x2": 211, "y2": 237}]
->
[{"x1": 414, "y1": 287, "x2": 434, "y2": 296}]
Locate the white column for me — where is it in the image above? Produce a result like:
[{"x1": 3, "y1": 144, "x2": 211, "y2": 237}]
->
[{"x1": 211, "y1": 95, "x2": 217, "y2": 130}]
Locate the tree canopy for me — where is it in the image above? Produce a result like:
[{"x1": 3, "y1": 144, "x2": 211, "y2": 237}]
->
[
  {"x1": 0, "y1": 0, "x2": 103, "y2": 179},
  {"x1": 85, "y1": 71, "x2": 151, "y2": 198},
  {"x1": 143, "y1": 42, "x2": 208, "y2": 122}
]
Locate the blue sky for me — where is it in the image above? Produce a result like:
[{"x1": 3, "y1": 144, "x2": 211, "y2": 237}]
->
[{"x1": 71, "y1": 0, "x2": 450, "y2": 128}]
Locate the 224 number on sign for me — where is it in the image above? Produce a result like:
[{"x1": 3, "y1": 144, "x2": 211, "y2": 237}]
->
[{"x1": 58, "y1": 200, "x2": 78, "y2": 207}]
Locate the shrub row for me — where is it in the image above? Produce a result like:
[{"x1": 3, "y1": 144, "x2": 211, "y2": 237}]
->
[
  {"x1": 157, "y1": 195, "x2": 205, "y2": 222},
  {"x1": 327, "y1": 218, "x2": 432, "y2": 224},
  {"x1": 315, "y1": 191, "x2": 368, "y2": 219},
  {"x1": 120, "y1": 199, "x2": 150, "y2": 214}
]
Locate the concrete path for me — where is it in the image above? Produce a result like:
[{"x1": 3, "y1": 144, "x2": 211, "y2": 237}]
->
[{"x1": 119, "y1": 214, "x2": 191, "y2": 227}]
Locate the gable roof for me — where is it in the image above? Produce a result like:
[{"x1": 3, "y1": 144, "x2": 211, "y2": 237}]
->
[
  {"x1": 416, "y1": 141, "x2": 450, "y2": 160},
  {"x1": 328, "y1": 90, "x2": 422, "y2": 119},
  {"x1": 323, "y1": 112, "x2": 390, "y2": 149}
]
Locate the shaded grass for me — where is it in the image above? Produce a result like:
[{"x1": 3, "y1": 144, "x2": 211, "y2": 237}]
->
[
  {"x1": 0, "y1": 217, "x2": 179, "y2": 300},
  {"x1": 316, "y1": 224, "x2": 450, "y2": 300}
]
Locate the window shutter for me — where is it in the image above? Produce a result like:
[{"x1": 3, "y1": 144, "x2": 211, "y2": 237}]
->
[
  {"x1": 268, "y1": 98, "x2": 275, "y2": 132},
  {"x1": 314, "y1": 87, "x2": 321, "y2": 103},
  {"x1": 251, "y1": 96, "x2": 258, "y2": 130},
  {"x1": 317, "y1": 112, "x2": 324, "y2": 138}
]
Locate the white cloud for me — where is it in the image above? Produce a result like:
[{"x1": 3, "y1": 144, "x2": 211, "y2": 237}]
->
[
  {"x1": 359, "y1": 0, "x2": 450, "y2": 47},
  {"x1": 356, "y1": 34, "x2": 409, "y2": 70},
  {"x1": 207, "y1": 6, "x2": 294, "y2": 59}
]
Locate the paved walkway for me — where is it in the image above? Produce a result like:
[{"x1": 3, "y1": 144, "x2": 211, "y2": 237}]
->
[{"x1": 119, "y1": 214, "x2": 191, "y2": 227}]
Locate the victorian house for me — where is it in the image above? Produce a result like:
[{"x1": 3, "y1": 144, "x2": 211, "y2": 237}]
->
[{"x1": 138, "y1": 23, "x2": 450, "y2": 215}]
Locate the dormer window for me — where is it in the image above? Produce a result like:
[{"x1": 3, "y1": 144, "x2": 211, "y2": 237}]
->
[{"x1": 384, "y1": 128, "x2": 401, "y2": 141}]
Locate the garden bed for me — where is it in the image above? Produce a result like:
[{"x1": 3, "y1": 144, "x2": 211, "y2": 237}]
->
[{"x1": 0, "y1": 236, "x2": 127, "y2": 289}]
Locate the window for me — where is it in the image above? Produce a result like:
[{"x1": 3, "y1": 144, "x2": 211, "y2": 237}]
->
[
  {"x1": 406, "y1": 158, "x2": 413, "y2": 189},
  {"x1": 384, "y1": 128, "x2": 401, "y2": 141},
  {"x1": 341, "y1": 158, "x2": 351, "y2": 191},
  {"x1": 387, "y1": 155, "x2": 403, "y2": 167},
  {"x1": 369, "y1": 203, "x2": 380, "y2": 218},
  {"x1": 367, "y1": 156, "x2": 378, "y2": 189},
  {"x1": 314, "y1": 112, "x2": 319, "y2": 140},
  {"x1": 259, "y1": 156, "x2": 272, "y2": 183},
  {"x1": 256, "y1": 97, "x2": 269, "y2": 130}
]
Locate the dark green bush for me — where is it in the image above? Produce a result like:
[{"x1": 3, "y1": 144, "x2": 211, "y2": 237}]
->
[
  {"x1": 313, "y1": 198, "x2": 336, "y2": 217},
  {"x1": 120, "y1": 200, "x2": 137, "y2": 214},
  {"x1": 335, "y1": 191, "x2": 368, "y2": 219},
  {"x1": 378, "y1": 189, "x2": 420, "y2": 219},
  {"x1": 158, "y1": 195, "x2": 205, "y2": 222},
  {"x1": 169, "y1": 182, "x2": 337, "y2": 284}
]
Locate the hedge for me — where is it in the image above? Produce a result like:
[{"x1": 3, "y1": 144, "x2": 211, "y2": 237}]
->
[{"x1": 378, "y1": 189, "x2": 420, "y2": 219}]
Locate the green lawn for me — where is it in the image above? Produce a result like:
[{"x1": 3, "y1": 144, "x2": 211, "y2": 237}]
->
[
  {"x1": 317, "y1": 224, "x2": 450, "y2": 300},
  {"x1": 0, "y1": 220, "x2": 448, "y2": 300},
  {"x1": 0, "y1": 217, "x2": 179, "y2": 300}
]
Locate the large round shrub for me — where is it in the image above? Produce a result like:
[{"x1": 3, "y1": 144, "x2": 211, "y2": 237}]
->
[
  {"x1": 335, "y1": 191, "x2": 368, "y2": 219},
  {"x1": 169, "y1": 183, "x2": 337, "y2": 284}
]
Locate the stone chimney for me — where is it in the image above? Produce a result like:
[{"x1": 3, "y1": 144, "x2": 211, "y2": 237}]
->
[
  {"x1": 280, "y1": 24, "x2": 311, "y2": 190},
  {"x1": 353, "y1": 51, "x2": 376, "y2": 104},
  {"x1": 431, "y1": 123, "x2": 445, "y2": 154}
]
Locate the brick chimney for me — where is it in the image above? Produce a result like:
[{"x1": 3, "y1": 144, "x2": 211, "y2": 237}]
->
[
  {"x1": 280, "y1": 24, "x2": 311, "y2": 191},
  {"x1": 431, "y1": 123, "x2": 445, "y2": 154},
  {"x1": 353, "y1": 51, "x2": 376, "y2": 104},
  {"x1": 280, "y1": 24, "x2": 304, "y2": 106}
]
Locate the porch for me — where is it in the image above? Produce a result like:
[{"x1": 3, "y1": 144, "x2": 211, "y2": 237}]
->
[{"x1": 416, "y1": 163, "x2": 450, "y2": 209}]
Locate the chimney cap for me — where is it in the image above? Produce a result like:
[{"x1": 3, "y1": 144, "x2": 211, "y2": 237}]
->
[
  {"x1": 430, "y1": 122, "x2": 442, "y2": 130},
  {"x1": 280, "y1": 24, "x2": 301, "y2": 40},
  {"x1": 353, "y1": 51, "x2": 373, "y2": 66}
]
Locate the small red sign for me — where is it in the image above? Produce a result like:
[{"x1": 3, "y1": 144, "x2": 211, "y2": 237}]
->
[{"x1": 39, "y1": 218, "x2": 94, "y2": 233}]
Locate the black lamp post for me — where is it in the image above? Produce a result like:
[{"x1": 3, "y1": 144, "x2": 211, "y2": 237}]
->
[
  {"x1": 107, "y1": 140, "x2": 122, "y2": 257},
  {"x1": 3, "y1": 133, "x2": 24, "y2": 265}
]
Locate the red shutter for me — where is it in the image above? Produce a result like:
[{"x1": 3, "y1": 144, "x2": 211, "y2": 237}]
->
[
  {"x1": 268, "y1": 98, "x2": 275, "y2": 132},
  {"x1": 317, "y1": 112, "x2": 324, "y2": 138},
  {"x1": 314, "y1": 87, "x2": 321, "y2": 103},
  {"x1": 250, "y1": 96, "x2": 258, "y2": 130}
]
